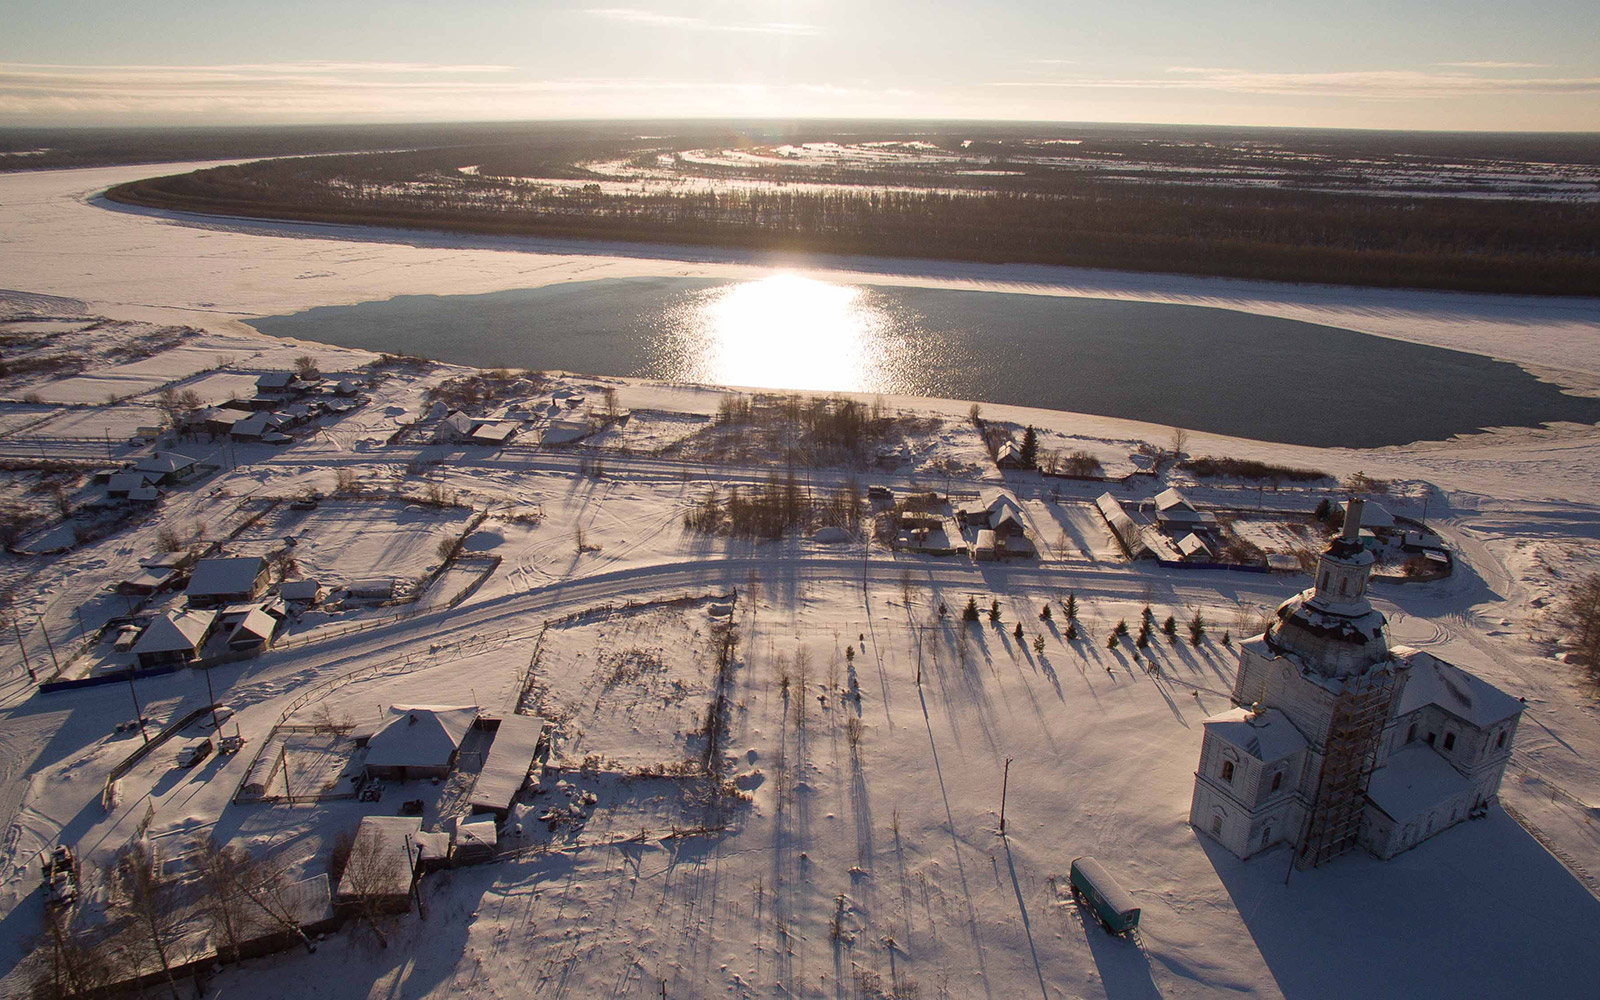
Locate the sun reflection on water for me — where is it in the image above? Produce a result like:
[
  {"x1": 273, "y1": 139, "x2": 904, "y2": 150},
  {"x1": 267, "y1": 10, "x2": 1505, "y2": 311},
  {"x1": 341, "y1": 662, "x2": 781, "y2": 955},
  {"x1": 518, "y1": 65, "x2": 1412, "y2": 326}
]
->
[{"x1": 659, "y1": 273, "x2": 907, "y2": 393}]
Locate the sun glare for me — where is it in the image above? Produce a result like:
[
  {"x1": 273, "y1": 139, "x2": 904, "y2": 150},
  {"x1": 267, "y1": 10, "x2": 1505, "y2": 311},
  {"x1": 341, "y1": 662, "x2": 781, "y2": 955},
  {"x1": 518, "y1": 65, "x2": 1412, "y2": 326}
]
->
[{"x1": 687, "y1": 273, "x2": 891, "y2": 392}]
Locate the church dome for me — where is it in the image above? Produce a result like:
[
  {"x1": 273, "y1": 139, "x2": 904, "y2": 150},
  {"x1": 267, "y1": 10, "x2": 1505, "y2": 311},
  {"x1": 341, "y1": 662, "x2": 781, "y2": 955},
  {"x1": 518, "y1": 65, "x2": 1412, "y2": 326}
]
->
[{"x1": 1266, "y1": 590, "x2": 1390, "y2": 678}]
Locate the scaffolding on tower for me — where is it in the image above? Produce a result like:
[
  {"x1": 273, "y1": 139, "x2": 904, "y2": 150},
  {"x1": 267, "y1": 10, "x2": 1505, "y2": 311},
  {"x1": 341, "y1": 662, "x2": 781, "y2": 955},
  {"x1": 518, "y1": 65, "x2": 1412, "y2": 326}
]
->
[{"x1": 1293, "y1": 666, "x2": 1400, "y2": 870}]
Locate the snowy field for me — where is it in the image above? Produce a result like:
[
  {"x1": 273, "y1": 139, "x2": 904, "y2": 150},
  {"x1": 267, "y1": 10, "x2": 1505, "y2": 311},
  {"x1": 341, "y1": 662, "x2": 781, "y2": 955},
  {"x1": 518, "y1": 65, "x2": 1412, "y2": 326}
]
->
[{"x1": 0, "y1": 161, "x2": 1596, "y2": 998}]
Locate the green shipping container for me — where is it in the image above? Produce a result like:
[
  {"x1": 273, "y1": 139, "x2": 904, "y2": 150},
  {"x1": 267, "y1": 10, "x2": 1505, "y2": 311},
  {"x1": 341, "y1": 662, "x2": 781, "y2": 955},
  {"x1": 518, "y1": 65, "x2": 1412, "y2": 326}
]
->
[{"x1": 1069, "y1": 856, "x2": 1141, "y2": 936}]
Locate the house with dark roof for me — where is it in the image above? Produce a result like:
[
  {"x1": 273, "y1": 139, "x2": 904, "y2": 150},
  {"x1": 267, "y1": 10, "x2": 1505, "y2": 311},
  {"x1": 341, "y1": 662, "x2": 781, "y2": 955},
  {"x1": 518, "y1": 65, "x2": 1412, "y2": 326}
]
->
[{"x1": 186, "y1": 556, "x2": 270, "y2": 607}]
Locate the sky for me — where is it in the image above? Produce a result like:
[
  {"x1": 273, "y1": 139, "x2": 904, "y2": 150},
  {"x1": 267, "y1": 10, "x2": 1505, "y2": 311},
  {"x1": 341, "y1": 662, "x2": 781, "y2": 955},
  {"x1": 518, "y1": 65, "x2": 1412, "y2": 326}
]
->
[{"x1": 3, "y1": 1, "x2": 1598, "y2": 131}]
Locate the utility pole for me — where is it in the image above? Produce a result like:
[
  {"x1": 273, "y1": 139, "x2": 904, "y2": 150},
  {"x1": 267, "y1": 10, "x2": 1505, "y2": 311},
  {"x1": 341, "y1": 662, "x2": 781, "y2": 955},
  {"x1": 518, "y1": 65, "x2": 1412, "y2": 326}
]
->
[
  {"x1": 999, "y1": 757, "x2": 1014, "y2": 835},
  {"x1": 13, "y1": 620, "x2": 35, "y2": 683},
  {"x1": 38, "y1": 619, "x2": 60, "y2": 674},
  {"x1": 203, "y1": 666, "x2": 220, "y2": 730},
  {"x1": 127, "y1": 670, "x2": 149, "y2": 744}
]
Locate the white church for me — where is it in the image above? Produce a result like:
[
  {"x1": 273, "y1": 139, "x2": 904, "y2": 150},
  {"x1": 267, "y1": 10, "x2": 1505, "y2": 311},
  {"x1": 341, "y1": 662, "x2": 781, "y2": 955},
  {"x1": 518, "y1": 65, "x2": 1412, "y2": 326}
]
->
[{"x1": 1190, "y1": 498, "x2": 1523, "y2": 866}]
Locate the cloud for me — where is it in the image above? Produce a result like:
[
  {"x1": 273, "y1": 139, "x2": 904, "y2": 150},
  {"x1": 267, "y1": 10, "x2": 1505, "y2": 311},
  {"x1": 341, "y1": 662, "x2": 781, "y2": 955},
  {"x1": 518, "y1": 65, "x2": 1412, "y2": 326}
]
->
[
  {"x1": 990, "y1": 66, "x2": 1600, "y2": 100},
  {"x1": 0, "y1": 61, "x2": 878, "y2": 123},
  {"x1": 583, "y1": 7, "x2": 820, "y2": 35},
  {"x1": 1435, "y1": 61, "x2": 1550, "y2": 69}
]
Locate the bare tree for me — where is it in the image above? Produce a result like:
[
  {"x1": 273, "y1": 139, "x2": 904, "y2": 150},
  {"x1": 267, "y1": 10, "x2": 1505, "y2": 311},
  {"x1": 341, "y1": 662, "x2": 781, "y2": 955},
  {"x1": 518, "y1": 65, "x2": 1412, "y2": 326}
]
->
[
  {"x1": 602, "y1": 386, "x2": 620, "y2": 421},
  {"x1": 191, "y1": 839, "x2": 250, "y2": 963},
  {"x1": 111, "y1": 841, "x2": 182, "y2": 1000},
  {"x1": 1560, "y1": 573, "x2": 1600, "y2": 668},
  {"x1": 33, "y1": 908, "x2": 118, "y2": 1000},
  {"x1": 293, "y1": 355, "x2": 320, "y2": 379},
  {"x1": 338, "y1": 825, "x2": 400, "y2": 948},
  {"x1": 1170, "y1": 426, "x2": 1189, "y2": 462}
]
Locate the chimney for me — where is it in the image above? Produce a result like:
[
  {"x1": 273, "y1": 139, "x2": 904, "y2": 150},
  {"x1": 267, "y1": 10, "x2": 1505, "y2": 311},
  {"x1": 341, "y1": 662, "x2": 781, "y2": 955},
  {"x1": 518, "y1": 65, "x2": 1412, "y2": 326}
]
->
[{"x1": 1342, "y1": 497, "x2": 1363, "y2": 542}]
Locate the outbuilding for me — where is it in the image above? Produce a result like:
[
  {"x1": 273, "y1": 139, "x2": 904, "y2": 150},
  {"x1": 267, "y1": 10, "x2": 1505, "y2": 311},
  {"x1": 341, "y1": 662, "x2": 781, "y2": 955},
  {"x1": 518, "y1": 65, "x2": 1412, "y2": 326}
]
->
[{"x1": 469, "y1": 715, "x2": 547, "y2": 819}]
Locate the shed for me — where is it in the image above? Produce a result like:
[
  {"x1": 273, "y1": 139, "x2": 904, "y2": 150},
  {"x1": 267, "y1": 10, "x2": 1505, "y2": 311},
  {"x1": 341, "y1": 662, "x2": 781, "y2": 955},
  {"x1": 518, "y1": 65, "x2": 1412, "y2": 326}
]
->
[
  {"x1": 186, "y1": 556, "x2": 269, "y2": 607},
  {"x1": 468, "y1": 421, "x2": 518, "y2": 445},
  {"x1": 452, "y1": 817, "x2": 498, "y2": 865},
  {"x1": 279, "y1": 578, "x2": 323, "y2": 603},
  {"x1": 132, "y1": 609, "x2": 217, "y2": 668},
  {"x1": 336, "y1": 816, "x2": 423, "y2": 913},
  {"x1": 117, "y1": 565, "x2": 179, "y2": 595},
  {"x1": 363, "y1": 705, "x2": 478, "y2": 781},
  {"x1": 469, "y1": 715, "x2": 547, "y2": 818}
]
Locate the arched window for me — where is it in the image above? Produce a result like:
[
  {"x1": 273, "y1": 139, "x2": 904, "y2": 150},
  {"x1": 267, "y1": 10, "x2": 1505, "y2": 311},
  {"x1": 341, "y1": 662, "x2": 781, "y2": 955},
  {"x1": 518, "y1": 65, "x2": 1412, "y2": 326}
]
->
[
  {"x1": 1270, "y1": 771, "x2": 1283, "y2": 792},
  {"x1": 1496, "y1": 731, "x2": 1506, "y2": 749},
  {"x1": 1339, "y1": 578, "x2": 1348, "y2": 596},
  {"x1": 1406, "y1": 722, "x2": 1418, "y2": 743},
  {"x1": 1443, "y1": 732, "x2": 1456, "y2": 752},
  {"x1": 1221, "y1": 760, "x2": 1234, "y2": 783}
]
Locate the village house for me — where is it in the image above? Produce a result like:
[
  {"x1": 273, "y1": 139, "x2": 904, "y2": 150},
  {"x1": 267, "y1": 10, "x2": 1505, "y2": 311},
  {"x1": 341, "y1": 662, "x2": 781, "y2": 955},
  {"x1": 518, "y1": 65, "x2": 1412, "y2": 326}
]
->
[
  {"x1": 362, "y1": 705, "x2": 478, "y2": 781},
  {"x1": 132, "y1": 451, "x2": 199, "y2": 486},
  {"x1": 1190, "y1": 499, "x2": 1521, "y2": 865},
  {"x1": 186, "y1": 555, "x2": 270, "y2": 607},
  {"x1": 130, "y1": 609, "x2": 217, "y2": 668},
  {"x1": 335, "y1": 816, "x2": 426, "y2": 913},
  {"x1": 995, "y1": 440, "x2": 1027, "y2": 470}
]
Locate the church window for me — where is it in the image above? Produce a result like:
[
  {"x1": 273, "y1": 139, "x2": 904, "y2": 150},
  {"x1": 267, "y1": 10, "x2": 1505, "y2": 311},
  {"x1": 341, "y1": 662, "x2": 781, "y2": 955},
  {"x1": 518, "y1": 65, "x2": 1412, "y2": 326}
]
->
[
  {"x1": 1424, "y1": 731, "x2": 1436, "y2": 746},
  {"x1": 1339, "y1": 578, "x2": 1348, "y2": 596},
  {"x1": 1210, "y1": 815, "x2": 1223, "y2": 837},
  {"x1": 1221, "y1": 761, "x2": 1234, "y2": 783},
  {"x1": 1270, "y1": 771, "x2": 1283, "y2": 792},
  {"x1": 1406, "y1": 723, "x2": 1417, "y2": 743},
  {"x1": 1443, "y1": 732, "x2": 1456, "y2": 752},
  {"x1": 1319, "y1": 571, "x2": 1329, "y2": 590},
  {"x1": 1261, "y1": 826, "x2": 1272, "y2": 848},
  {"x1": 1495, "y1": 731, "x2": 1506, "y2": 749}
]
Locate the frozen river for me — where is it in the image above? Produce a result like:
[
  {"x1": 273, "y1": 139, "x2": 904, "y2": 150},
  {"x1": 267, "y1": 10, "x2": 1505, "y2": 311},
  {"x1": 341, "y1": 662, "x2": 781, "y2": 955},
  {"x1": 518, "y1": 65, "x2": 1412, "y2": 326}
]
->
[
  {"x1": 248, "y1": 274, "x2": 1600, "y2": 448},
  {"x1": 4, "y1": 161, "x2": 1600, "y2": 446}
]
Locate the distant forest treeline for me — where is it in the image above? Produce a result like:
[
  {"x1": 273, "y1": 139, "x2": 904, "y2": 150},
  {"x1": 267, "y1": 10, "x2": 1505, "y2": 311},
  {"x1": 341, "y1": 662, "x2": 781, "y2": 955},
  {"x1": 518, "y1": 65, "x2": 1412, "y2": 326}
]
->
[{"x1": 103, "y1": 130, "x2": 1600, "y2": 296}]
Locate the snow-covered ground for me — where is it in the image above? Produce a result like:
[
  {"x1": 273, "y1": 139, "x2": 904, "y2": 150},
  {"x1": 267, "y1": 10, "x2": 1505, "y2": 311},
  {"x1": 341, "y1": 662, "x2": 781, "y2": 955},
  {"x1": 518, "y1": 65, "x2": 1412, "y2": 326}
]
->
[{"x1": 0, "y1": 161, "x2": 1597, "y2": 998}]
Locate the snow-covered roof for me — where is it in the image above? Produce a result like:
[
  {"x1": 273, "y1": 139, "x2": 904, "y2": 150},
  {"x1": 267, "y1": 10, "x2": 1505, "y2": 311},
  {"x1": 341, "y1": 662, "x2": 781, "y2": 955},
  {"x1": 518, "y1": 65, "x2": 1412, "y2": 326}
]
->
[
  {"x1": 996, "y1": 440, "x2": 1023, "y2": 464},
  {"x1": 1366, "y1": 745, "x2": 1475, "y2": 822},
  {"x1": 454, "y1": 816, "x2": 498, "y2": 852},
  {"x1": 1202, "y1": 707, "x2": 1307, "y2": 762},
  {"x1": 1342, "y1": 499, "x2": 1396, "y2": 530},
  {"x1": 279, "y1": 578, "x2": 321, "y2": 601},
  {"x1": 441, "y1": 410, "x2": 476, "y2": 434},
  {"x1": 230, "y1": 412, "x2": 283, "y2": 438},
  {"x1": 187, "y1": 556, "x2": 266, "y2": 598},
  {"x1": 1155, "y1": 488, "x2": 1197, "y2": 514},
  {"x1": 200, "y1": 405, "x2": 252, "y2": 427},
  {"x1": 540, "y1": 417, "x2": 591, "y2": 444},
  {"x1": 128, "y1": 487, "x2": 162, "y2": 502},
  {"x1": 141, "y1": 551, "x2": 188, "y2": 570},
  {"x1": 469, "y1": 421, "x2": 517, "y2": 443},
  {"x1": 255, "y1": 372, "x2": 296, "y2": 390},
  {"x1": 229, "y1": 608, "x2": 277, "y2": 644},
  {"x1": 132, "y1": 609, "x2": 215, "y2": 655},
  {"x1": 107, "y1": 471, "x2": 154, "y2": 493},
  {"x1": 470, "y1": 715, "x2": 546, "y2": 815},
  {"x1": 365, "y1": 705, "x2": 478, "y2": 770},
  {"x1": 133, "y1": 451, "x2": 197, "y2": 475},
  {"x1": 336, "y1": 816, "x2": 422, "y2": 902},
  {"x1": 119, "y1": 566, "x2": 177, "y2": 592},
  {"x1": 1176, "y1": 532, "x2": 1212, "y2": 559},
  {"x1": 1392, "y1": 648, "x2": 1522, "y2": 728}
]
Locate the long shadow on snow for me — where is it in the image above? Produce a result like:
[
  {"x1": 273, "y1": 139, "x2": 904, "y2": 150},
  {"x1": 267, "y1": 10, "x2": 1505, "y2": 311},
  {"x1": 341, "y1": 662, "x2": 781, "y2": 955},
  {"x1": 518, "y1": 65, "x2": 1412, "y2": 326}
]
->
[{"x1": 1200, "y1": 811, "x2": 1600, "y2": 998}]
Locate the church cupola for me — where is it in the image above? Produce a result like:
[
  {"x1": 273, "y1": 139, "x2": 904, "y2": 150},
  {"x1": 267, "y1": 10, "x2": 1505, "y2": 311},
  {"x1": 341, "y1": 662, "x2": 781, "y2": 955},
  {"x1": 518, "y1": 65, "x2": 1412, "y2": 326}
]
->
[{"x1": 1309, "y1": 497, "x2": 1376, "y2": 616}]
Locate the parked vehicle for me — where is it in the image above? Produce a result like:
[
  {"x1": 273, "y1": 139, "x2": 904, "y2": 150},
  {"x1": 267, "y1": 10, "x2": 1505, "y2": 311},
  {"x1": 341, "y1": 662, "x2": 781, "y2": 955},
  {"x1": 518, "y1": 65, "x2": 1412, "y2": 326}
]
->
[
  {"x1": 1069, "y1": 856, "x2": 1141, "y2": 936},
  {"x1": 42, "y1": 845, "x2": 77, "y2": 907},
  {"x1": 175, "y1": 739, "x2": 213, "y2": 768}
]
